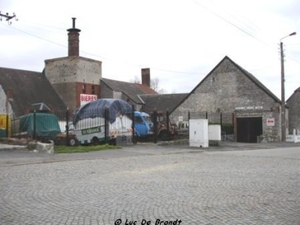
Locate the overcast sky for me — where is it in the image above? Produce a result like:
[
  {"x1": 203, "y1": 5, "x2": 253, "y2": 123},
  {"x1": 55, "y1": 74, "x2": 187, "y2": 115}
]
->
[{"x1": 1, "y1": 0, "x2": 299, "y2": 99}]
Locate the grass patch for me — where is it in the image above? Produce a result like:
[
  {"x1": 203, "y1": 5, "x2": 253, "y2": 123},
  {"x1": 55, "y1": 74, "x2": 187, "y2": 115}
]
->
[{"x1": 55, "y1": 144, "x2": 121, "y2": 153}]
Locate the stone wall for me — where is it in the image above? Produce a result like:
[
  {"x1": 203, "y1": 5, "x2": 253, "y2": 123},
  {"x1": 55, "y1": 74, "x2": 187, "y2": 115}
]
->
[
  {"x1": 287, "y1": 88, "x2": 300, "y2": 133},
  {"x1": 171, "y1": 57, "x2": 281, "y2": 141},
  {"x1": 45, "y1": 56, "x2": 102, "y2": 84},
  {"x1": 44, "y1": 56, "x2": 102, "y2": 111},
  {"x1": 171, "y1": 58, "x2": 279, "y2": 124}
]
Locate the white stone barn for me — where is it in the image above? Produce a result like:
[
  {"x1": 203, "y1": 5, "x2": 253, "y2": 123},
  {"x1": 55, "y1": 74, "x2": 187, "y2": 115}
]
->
[{"x1": 171, "y1": 56, "x2": 284, "y2": 143}]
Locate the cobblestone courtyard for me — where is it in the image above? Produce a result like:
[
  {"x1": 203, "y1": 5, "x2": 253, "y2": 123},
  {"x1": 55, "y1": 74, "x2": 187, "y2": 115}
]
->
[{"x1": 0, "y1": 145, "x2": 299, "y2": 225}]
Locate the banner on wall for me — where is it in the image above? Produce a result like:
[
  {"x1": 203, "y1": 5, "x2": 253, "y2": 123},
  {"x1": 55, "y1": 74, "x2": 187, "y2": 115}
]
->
[{"x1": 80, "y1": 94, "x2": 97, "y2": 106}]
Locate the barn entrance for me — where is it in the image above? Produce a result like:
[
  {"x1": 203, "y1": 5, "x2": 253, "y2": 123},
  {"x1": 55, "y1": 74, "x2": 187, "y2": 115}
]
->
[{"x1": 236, "y1": 117, "x2": 262, "y2": 143}]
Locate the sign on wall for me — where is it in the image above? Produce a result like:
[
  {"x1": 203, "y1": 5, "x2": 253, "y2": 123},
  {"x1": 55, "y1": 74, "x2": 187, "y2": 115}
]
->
[
  {"x1": 80, "y1": 94, "x2": 97, "y2": 106},
  {"x1": 0, "y1": 114, "x2": 11, "y2": 137},
  {"x1": 266, "y1": 118, "x2": 275, "y2": 127}
]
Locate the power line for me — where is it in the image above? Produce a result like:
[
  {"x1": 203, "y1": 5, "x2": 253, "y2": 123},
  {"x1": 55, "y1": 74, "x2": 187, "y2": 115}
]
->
[
  {"x1": 192, "y1": 0, "x2": 300, "y2": 65},
  {"x1": 207, "y1": 0, "x2": 261, "y2": 35},
  {"x1": 192, "y1": 0, "x2": 269, "y2": 47},
  {"x1": 21, "y1": 20, "x2": 66, "y2": 31},
  {"x1": 0, "y1": 22, "x2": 66, "y2": 48},
  {"x1": 1, "y1": 21, "x2": 205, "y2": 75},
  {"x1": 81, "y1": 49, "x2": 205, "y2": 75},
  {"x1": 2, "y1": 6, "x2": 299, "y2": 74}
]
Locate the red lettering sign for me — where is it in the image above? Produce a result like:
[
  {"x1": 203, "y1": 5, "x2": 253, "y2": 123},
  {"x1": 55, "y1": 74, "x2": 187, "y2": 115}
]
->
[
  {"x1": 80, "y1": 94, "x2": 97, "y2": 106},
  {"x1": 267, "y1": 118, "x2": 275, "y2": 126}
]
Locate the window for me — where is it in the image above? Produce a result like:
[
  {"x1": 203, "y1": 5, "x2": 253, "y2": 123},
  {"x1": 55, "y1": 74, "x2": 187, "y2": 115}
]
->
[
  {"x1": 91, "y1": 85, "x2": 95, "y2": 94},
  {"x1": 82, "y1": 84, "x2": 86, "y2": 94},
  {"x1": 135, "y1": 117, "x2": 143, "y2": 124}
]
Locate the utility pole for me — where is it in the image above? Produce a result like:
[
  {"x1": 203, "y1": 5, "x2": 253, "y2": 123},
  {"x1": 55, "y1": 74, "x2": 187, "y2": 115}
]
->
[
  {"x1": 280, "y1": 41, "x2": 286, "y2": 142},
  {"x1": 0, "y1": 12, "x2": 18, "y2": 24},
  {"x1": 280, "y1": 32, "x2": 296, "y2": 142}
]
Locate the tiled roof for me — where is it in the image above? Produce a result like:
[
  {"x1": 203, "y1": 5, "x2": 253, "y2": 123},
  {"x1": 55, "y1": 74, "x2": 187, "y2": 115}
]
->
[
  {"x1": 101, "y1": 78, "x2": 157, "y2": 104},
  {"x1": 140, "y1": 93, "x2": 189, "y2": 114},
  {"x1": 135, "y1": 83, "x2": 157, "y2": 94},
  {"x1": 0, "y1": 67, "x2": 67, "y2": 118}
]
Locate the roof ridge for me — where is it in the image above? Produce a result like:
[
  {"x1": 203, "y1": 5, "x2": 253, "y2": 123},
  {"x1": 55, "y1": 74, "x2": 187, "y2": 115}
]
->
[
  {"x1": 228, "y1": 58, "x2": 281, "y2": 103},
  {"x1": 0, "y1": 66, "x2": 42, "y2": 74}
]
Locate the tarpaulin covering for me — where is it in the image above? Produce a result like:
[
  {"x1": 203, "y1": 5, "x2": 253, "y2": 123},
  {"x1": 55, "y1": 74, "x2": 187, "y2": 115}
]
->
[
  {"x1": 19, "y1": 113, "x2": 61, "y2": 138},
  {"x1": 72, "y1": 98, "x2": 133, "y2": 125}
]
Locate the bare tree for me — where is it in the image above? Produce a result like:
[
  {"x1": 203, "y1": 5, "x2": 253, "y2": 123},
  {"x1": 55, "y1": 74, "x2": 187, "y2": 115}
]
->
[
  {"x1": 129, "y1": 76, "x2": 165, "y2": 94},
  {"x1": 130, "y1": 76, "x2": 140, "y2": 83},
  {"x1": 151, "y1": 78, "x2": 165, "y2": 94}
]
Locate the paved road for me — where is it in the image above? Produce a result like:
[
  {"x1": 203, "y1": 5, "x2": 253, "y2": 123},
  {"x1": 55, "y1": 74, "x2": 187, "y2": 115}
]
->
[{"x1": 0, "y1": 144, "x2": 299, "y2": 225}]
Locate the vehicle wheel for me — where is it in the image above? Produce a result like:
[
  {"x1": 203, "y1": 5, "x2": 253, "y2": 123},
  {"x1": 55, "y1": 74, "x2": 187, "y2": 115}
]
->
[
  {"x1": 108, "y1": 138, "x2": 116, "y2": 145},
  {"x1": 132, "y1": 132, "x2": 138, "y2": 144},
  {"x1": 91, "y1": 137, "x2": 99, "y2": 145},
  {"x1": 69, "y1": 138, "x2": 77, "y2": 146}
]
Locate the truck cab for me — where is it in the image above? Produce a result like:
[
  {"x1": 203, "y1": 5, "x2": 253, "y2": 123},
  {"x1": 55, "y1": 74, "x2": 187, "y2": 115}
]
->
[
  {"x1": 134, "y1": 111, "x2": 153, "y2": 138},
  {"x1": 153, "y1": 111, "x2": 175, "y2": 141},
  {"x1": 134, "y1": 111, "x2": 175, "y2": 141}
]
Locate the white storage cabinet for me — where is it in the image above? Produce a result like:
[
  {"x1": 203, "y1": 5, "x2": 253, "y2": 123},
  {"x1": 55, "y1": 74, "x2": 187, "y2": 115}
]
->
[{"x1": 189, "y1": 119, "x2": 209, "y2": 148}]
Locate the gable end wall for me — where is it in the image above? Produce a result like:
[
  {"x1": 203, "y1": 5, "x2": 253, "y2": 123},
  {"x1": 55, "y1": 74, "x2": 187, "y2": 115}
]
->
[
  {"x1": 171, "y1": 58, "x2": 278, "y2": 124},
  {"x1": 287, "y1": 92, "x2": 300, "y2": 133}
]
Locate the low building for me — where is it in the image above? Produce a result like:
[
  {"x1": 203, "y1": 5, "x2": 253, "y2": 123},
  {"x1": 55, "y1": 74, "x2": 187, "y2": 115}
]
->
[
  {"x1": 171, "y1": 56, "x2": 284, "y2": 142},
  {"x1": 0, "y1": 67, "x2": 66, "y2": 119}
]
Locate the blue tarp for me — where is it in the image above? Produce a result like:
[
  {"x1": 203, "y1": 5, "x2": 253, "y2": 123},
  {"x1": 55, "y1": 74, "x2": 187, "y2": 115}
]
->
[{"x1": 72, "y1": 98, "x2": 133, "y2": 125}]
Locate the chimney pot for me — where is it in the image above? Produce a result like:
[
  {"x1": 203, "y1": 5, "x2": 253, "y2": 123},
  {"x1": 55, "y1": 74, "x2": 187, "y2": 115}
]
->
[
  {"x1": 141, "y1": 68, "x2": 150, "y2": 87},
  {"x1": 67, "y1": 17, "x2": 81, "y2": 57},
  {"x1": 72, "y1": 17, "x2": 76, "y2": 28}
]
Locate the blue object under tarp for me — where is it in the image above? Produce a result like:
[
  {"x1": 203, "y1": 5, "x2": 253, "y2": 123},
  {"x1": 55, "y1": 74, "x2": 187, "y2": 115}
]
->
[{"x1": 72, "y1": 98, "x2": 133, "y2": 125}]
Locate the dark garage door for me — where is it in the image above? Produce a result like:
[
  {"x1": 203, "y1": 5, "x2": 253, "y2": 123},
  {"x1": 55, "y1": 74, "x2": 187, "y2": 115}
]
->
[{"x1": 237, "y1": 117, "x2": 262, "y2": 143}]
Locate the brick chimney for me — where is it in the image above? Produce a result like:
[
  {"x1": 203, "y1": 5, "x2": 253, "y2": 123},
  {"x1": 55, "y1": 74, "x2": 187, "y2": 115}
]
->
[
  {"x1": 141, "y1": 68, "x2": 150, "y2": 87},
  {"x1": 67, "y1": 18, "x2": 81, "y2": 57}
]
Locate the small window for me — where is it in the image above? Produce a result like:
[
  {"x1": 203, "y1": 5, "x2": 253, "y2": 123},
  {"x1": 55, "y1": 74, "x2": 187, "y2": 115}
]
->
[
  {"x1": 91, "y1": 85, "x2": 95, "y2": 94},
  {"x1": 135, "y1": 117, "x2": 143, "y2": 124},
  {"x1": 82, "y1": 84, "x2": 86, "y2": 94}
]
